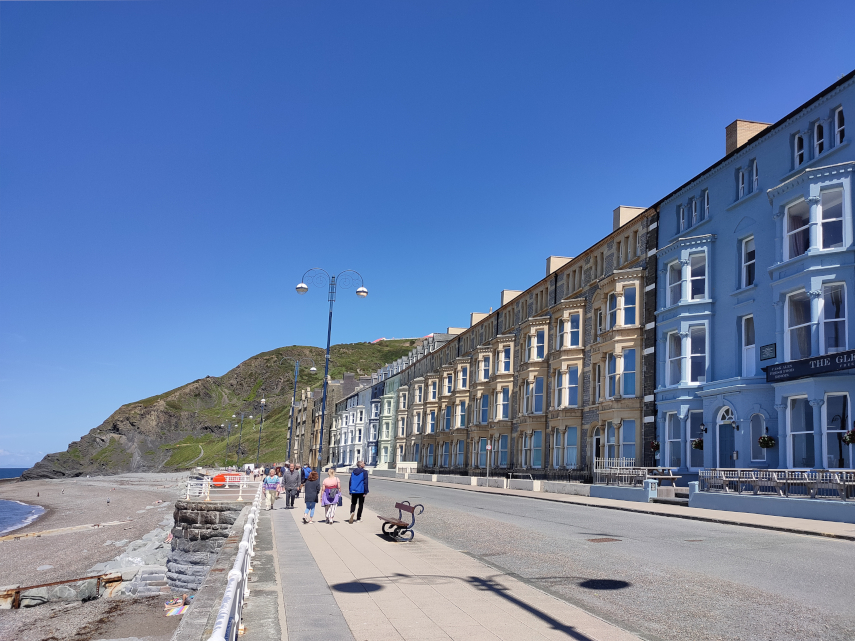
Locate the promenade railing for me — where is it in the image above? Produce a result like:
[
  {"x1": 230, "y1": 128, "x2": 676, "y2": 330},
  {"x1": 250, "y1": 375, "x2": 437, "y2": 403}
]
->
[
  {"x1": 185, "y1": 473, "x2": 260, "y2": 502},
  {"x1": 698, "y1": 469, "x2": 855, "y2": 500},
  {"x1": 206, "y1": 481, "x2": 263, "y2": 641},
  {"x1": 592, "y1": 458, "x2": 665, "y2": 486}
]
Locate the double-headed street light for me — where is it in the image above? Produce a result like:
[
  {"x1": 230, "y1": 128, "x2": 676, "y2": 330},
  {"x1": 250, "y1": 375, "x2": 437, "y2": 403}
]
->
[
  {"x1": 255, "y1": 397, "x2": 266, "y2": 469},
  {"x1": 281, "y1": 356, "x2": 317, "y2": 465},
  {"x1": 296, "y1": 268, "x2": 367, "y2": 472}
]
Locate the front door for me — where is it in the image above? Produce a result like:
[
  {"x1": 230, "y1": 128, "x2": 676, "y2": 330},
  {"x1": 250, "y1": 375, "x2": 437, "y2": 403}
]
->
[
  {"x1": 718, "y1": 424, "x2": 735, "y2": 468},
  {"x1": 594, "y1": 431, "x2": 602, "y2": 461}
]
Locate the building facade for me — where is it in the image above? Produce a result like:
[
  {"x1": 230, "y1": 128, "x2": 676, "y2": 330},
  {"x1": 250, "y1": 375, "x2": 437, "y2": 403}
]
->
[{"x1": 654, "y1": 71, "x2": 855, "y2": 476}]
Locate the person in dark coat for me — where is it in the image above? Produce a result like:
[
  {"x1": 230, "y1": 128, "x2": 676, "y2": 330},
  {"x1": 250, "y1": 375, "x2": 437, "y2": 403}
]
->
[
  {"x1": 348, "y1": 460, "x2": 369, "y2": 523},
  {"x1": 302, "y1": 471, "x2": 320, "y2": 524},
  {"x1": 281, "y1": 463, "x2": 302, "y2": 508}
]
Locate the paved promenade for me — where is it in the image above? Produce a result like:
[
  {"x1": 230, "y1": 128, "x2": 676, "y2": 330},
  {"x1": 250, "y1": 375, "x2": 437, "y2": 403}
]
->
[{"x1": 255, "y1": 495, "x2": 639, "y2": 641}]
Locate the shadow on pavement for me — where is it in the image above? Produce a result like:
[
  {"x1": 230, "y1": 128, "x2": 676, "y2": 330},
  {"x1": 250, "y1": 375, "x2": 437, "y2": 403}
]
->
[
  {"x1": 331, "y1": 581, "x2": 385, "y2": 593},
  {"x1": 577, "y1": 579, "x2": 631, "y2": 590}
]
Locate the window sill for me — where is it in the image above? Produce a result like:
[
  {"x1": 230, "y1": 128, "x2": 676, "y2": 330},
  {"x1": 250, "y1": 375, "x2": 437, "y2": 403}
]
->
[
  {"x1": 769, "y1": 246, "x2": 854, "y2": 274},
  {"x1": 662, "y1": 216, "x2": 714, "y2": 245},
  {"x1": 730, "y1": 283, "x2": 758, "y2": 297},
  {"x1": 654, "y1": 299, "x2": 714, "y2": 316},
  {"x1": 777, "y1": 140, "x2": 851, "y2": 184},
  {"x1": 725, "y1": 188, "x2": 763, "y2": 212}
]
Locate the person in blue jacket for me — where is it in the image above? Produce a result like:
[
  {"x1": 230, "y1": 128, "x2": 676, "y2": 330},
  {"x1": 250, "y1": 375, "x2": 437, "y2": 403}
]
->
[{"x1": 348, "y1": 460, "x2": 369, "y2": 523}]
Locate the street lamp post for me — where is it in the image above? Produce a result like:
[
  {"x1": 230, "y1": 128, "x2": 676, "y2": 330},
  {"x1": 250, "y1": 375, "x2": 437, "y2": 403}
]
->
[
  {"x1": 234, "y1": 411, "x2": 253, "y2": 469},
  {"x1": 296, "y1": 268, "x2": 367, "y2": 473},
  {"x1": 280, "y1": 356, "x2": 317, "y2": 465}
]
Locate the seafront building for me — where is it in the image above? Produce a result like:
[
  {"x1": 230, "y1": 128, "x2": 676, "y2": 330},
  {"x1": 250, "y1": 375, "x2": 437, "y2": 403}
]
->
[
  {"x1": 325, "y1": 71, "x2": 855, "y2": 479},
  {"x1": 655, "y1": 71, "x2": 855, "y2": 476}
]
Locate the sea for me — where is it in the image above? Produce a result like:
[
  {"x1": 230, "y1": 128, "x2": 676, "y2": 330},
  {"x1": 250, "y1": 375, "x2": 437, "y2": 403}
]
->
[{"x1": 0, "y1": 469, "x2": 45, "y2": 534}]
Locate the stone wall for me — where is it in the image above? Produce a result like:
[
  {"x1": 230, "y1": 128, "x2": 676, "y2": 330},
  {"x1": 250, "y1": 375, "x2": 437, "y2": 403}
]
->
[{"x1": 167, "y1": 500, "x2": 246, "y2": 591}]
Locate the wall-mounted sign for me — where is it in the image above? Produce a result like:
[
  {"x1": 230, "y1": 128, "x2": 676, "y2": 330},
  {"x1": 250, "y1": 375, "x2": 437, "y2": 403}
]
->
[
  {"x1": 763, "y1": 348, "x2": 855, "y2": 383},
  {"x1": 760, "y1": 343, "x2": 776, "y2": 361}
]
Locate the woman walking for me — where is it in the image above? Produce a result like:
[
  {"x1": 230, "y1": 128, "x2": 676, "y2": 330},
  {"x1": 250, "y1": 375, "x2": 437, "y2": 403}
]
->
[
  {"x1": 321, "y1": 468, "x2": 341, "y2": 524},
  {"x1": 302, "y1": 471, "x2": 320, "y2": 524}
]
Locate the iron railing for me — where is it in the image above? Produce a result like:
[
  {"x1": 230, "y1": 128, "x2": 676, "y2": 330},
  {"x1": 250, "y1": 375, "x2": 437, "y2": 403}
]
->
[
  {"x1": 206, "y1": 482, "x2": 263, "y2": 641},
  {"x1": 698, "y1": 469, "x2": 855, "y2": 500},
  {"x1": 185, "y1": 474, "x2": 260, "y2": 502}
]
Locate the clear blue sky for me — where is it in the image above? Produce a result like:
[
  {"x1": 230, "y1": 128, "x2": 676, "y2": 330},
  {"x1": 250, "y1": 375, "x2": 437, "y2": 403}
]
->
[{"x1": 2, "y1": 1, "x2": 854, "y2": 467}]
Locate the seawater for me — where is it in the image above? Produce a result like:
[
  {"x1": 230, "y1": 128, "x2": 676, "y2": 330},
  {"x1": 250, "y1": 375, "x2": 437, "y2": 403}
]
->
[
  {"x1": 0, "y1": 499, "x2": 45, "y2": 535},
  {"x1": 0, "y1": 468, "x2": 28, "y2": 480}
]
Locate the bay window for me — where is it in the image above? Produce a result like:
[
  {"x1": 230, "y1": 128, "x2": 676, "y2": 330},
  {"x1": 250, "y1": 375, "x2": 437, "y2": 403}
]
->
[
  {"x1": 742, "y1": 237, "x2": 755, "y2": 288},
  {"x1": 567, "y1": 366, "x2": 579, "y2": 406},
  {"x1": 497, "y1": 387, "x2": 509, "y2": 419},
  {"x1": 607, "y1": 354, "x2": 617, "y2": 398},
  {"x1": 522, "y1": 433, "x2": 531, "y2": 467},
  {"x1": 445, "y1": 374, "x2": 453, "y2": 394},
  {"x1": 595, "y1": 363, "x2": 602, "y2": 401},
  {"x1": 669, "y1": 262, "x2": 682, "y2": 305},
  {"x1": 667, "y1": 413, "x2": 682, "y2": 468},
  {"x1": 429, "y1": 410, "x2": 436, "y2": 433},
  {"x1": 608, "y1": 294, "x2": 618, "y2": 328},
  {"x1": 459, "y1": 366, "x2": 468, "y2": 389},
  {"x1": 536, "y1": 330, "x2": 545, "y2": 359},
  {"x1": 482, "y1": 356, "x2": 490, "y2": 380},
  {"x1": 444, "y1": 406, "x2": 452, "y2": 431},
  {"x1": 622, "y1": 349, "x2": 636, "y2": 396},
  {"x1": 564, "y1": 427, "x2": 578, "y2": 467},
  {"x1": 456, "y1": 440, "x2": 465, "y2": 467},
  {"x1": 621, "y1": 420, "x2": 636, "y2": 460},
  {"x1": 430, "y1": 381, "x2": 437, "y2": 400},
  {"x1": 532, "y1": 430, "x2": 542, "y2": 468},
  {"x1": 788, "y1": 397, "x2": 815, "y2": 468},
  {"x1": 533, "y1": 377, "x2": 544, "y2": 413},
  {"x1": 416, "y1": 386, "x2": 423, "y2": 403},
  {"x1": 498, "y1": 435, "x2": 508, "y2": 467},
  {"x1": 478, "y1": 438, "x2": 487, "y2": 468},
  {"x1": 822, "y1": 283, "x2": 846, "y2": 354},
  {"x1": 553, "y1": 431, "x2": 563, "y2": 467},
  {"x1": 668, "y1": 332, "x2": 681, "y2": 385},
  {"x1": 824, "y1": 394, "x2": 851, "y2": 469},
  {"x1": 500, "y1": 346, "x2": 511, "y2": 372},
  {"x1": 787, "y1": 290, "x2": 813, "y2": 360},
  {"x1": 415, "y1": 412, "x2": 421, "y2": 433},
  {"x1": 690, "y1": 254, "x2": 706, "y2": 299},
  {"x1": 458, "y1": 401, "x2": 467, "y2": 427},
  {"x1": 820, "y1": 189, "x2": 844, "y2": 250},
  {"x1": 690, "y1": 326, "x2": 706, "y2": 383},
  {"x1": 569, "y1": 313, "x2": 580, "y2": 346},
  {"x1": 441, "y1": 442, "x2": 449, "y2": 467},
  {"x1": 606, "y1": 422, "x2": 617, "y2": 458},
  {"x1": 480, "y1": 394, "x2": 490, "y2": 423},
  {"x1": 554, "y1": 371, "x2": 564, "y2": 408},
  {"x1": 787, "y1": 199, "x2": 810, "y2": 259},
  {"x1": 624, "y1": 287, "x2": 636, "y2": 325}
]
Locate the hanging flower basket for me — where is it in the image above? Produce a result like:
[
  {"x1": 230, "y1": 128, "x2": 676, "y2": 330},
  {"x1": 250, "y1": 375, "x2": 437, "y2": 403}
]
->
[
  {"x1": 691, "y1": 438, "x2": 703, "y2": 450},
  {"x1": 758, "y1": 435, "x2": 776, "y2": 449},
  {"x1": 842, "y1": 430, "x2": 855, "y2": 446},
  {"x1": 650, "y1": 441, "x2": 660, "y2": 452}
]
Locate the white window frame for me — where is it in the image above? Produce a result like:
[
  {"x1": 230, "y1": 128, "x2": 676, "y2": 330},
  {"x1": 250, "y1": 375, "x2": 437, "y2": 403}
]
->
[
  {"x1": 823, "y1": 393, "x2": 853, "y2": 469},
  {"x1": 595, "y1": 363, "x2": 602, "y2": 402},
  {"x1": 738, "y1": 170, "x2": 745, "y2": 198},
  {"x1": 623, "y1": 287, "x2": 636, "y2": 325},
  {"x1": 786, "y1": 198, "x2": 811, "y2": 260},
  {"x1": 430, "y1": 381, "x2": 437, "y2": 400},
  {"x1": 795, "y1": 134, "x2": 805, "y2": 166},
  {"x1": 666, "y1": 412, "x2": 682, "y2": 468},
  {"x1": 786, "y1": 289, "x2": 813, "y2": 361},
  {"x1": 668, "y1": 262, "x2": 682, "y2": 306},
  {"x1": 752, "y1": 160, "x2": 759, "y2": 192},
  {"x1": 567, "y1": 366, "x2": 579, "y2": 407},
  {"x1": 564, "y1": 427, "x2": 578, "y2": 467},
  {"x1": 679, "y1": 205, "x2": 686, "y2": 231},
  {"x1": 621, "y1": 419, "x2": 636, "y2": 461},
  {"x1": 750, "y1": 414, "x2": 766, "y2": 462},
  {"x1": 820, "y1": 282, "x2": 847, "y2": 355},
  {"x1": 742, "y1": 236, "x2": 755, "y2": 288},
  {"x1": 498, "y1": 387, "x2": 509, "y2": 419},
  {"x1": 553, "y1": 430, "x2": 563, "y2": 468},
  {"x1": 606, "y1": 353, "x2": 617, "y2": 399},
  {"x1": 815, "y1": 121, "x2": 824, "y2": 157},
  {"x1": 480, "y1": 394, "x2": 490, "y2": 423},
  {"x1": 835, "y1": 107, "x2": 845, "y2": 145},
  {"x1": 533, "y1": 376, "x2": 544, "y2": 414},
  {"x1": 691, "y1": 199, "x2": 698, "y2": 224},
  {"x1": 622, "y1": 349, "x2": 636, "y2": 397},
  {"x1": 416, "y1": 386, "x2": 423, "y2": 403},
  {"x1": 742, "y1": 315, "x2": 756, "y2": 377},
  {"x1": 458, "y1": 401, "x2": 466, "y2": 428},
  {"x1": 569, "y1": 313, "x2": 580, "y2": 346},
  {"x1": 667, "y1": 331, "x2": 682, "y2": 387},
  {"x1": 704, "y1": 190, "x2": 710, "y2": 219},
  {"x1": 689, "y1": 325, "x2": 707, "y2": 384},
  {"x1": 820, "y1": 188, "x2": 844, "y2": 250},
  {"x1": 608, "y1": 294, "x2": 617, "y2": 329},
  {"x1": 535, "y1": 330, "x2": 545, "y2": 360},
  {"x1": 482, "y1": 356, "x2": 490, "y2": 381},
  {"x1": 460, "y1": 366, "x2": 468, "y2": 389},
  {"x1": 689, "y1": 253, "x2": 706, "y2": 300},
  {"x1": 787, "y1": 396, "x2": 815, "y2": 469},
  {"x1": 445, "y1": 374, "x2": 453, "y2": 395}
]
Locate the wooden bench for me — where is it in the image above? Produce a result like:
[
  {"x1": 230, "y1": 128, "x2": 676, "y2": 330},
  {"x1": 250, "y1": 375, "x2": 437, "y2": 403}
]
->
[{"x1": 377, "y1": 501, "x2": 425, "y2": 542}]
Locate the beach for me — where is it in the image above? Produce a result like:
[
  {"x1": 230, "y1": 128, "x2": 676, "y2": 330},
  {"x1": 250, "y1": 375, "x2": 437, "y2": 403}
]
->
[{"x1": 0, "y1": 472, "x2": 188, "y2": 641}]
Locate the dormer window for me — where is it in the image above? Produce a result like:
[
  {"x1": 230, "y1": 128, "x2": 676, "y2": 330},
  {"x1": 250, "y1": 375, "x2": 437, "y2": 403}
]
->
[
  {"x1": 836, "y1": 108, "x2": 845, "y2": 144},
  {"x1": 739, "y1": 170, "x2": 745, "y2": 198},
  {"x1": 815, "y1": 122, "x2": 825, "y2": 156},
  {"x1": 752, "y1": 160, "x2": 759, "y2": 191},
  {"x1": 795, "y1": 134, "x2": 805, "y2": 166}
]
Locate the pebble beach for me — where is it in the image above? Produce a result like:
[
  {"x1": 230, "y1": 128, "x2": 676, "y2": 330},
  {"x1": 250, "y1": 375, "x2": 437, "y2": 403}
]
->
[{"x1": 0, "y1": 472, "x2": 188, "y2": 641}]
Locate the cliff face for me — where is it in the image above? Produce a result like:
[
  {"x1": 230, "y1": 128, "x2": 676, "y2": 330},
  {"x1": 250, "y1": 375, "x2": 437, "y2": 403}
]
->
[{"x1": 22, "y1": 340, "x2": 415, "y2": 480}]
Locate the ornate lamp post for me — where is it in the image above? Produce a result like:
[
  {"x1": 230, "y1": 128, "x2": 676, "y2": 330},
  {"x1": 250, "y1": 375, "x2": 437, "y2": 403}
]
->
[
  {"x1": 296, "y1": 268, "x2": 367, "y2": 472},
  {"x1": 280, "y1": 356, "x2": 317, "y2": 465},
  {"x1": 255, "y1": 397, "x2": 266, "y2": 468},
  {"x1": 234, "y1": 411, "x2": 253, "y2": 469}
]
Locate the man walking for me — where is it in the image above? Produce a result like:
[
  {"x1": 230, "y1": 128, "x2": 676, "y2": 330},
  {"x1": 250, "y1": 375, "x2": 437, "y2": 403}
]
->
[
  {"x1": 282, "y1": 463, "x2": 302, "y2": 509},
  {"x1": 348, "y1": 460, "x2": 369, "y2": 523},
  {"x1": 263, "y1": 468, "x2": 279, "y2": 510}
]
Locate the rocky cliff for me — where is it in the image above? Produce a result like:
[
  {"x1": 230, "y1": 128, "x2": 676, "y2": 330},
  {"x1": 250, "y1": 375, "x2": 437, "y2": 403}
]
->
[{"x1": 22, "y1": 340, "x2": 415, "y2": 480}]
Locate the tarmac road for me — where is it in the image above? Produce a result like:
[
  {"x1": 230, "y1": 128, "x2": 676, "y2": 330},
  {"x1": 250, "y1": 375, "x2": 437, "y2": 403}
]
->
[{"x1": 365, "y1": 477, "x2": 855, "y2": 641}]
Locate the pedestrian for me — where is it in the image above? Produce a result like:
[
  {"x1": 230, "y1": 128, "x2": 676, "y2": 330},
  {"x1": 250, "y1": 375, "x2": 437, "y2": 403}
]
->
[
  {"x1": 348, "y1": 460, "x2": 369, "y2": 524},
  {"x1": 262, "y1": 468, "x2": 279, "y2": 510},
  {"x1": 275, "y1": 466, "x2": 283, "y2": 501},
  {"x1": 321, "y1": 468, "x2": 341, "y2": 524},
  {"x1": 300, "y1": 462, "x2": 311, "y2": 485},
  {"x1": 302, "y1": 471, "x2": 320, "y2": 524},
  {"x1": 281, "y1": 463, "x2": 302, "y2": 509}
]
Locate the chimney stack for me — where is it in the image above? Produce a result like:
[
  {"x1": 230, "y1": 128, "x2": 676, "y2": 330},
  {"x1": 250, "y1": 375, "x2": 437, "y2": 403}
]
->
[{"x1": 726, "y1": 120, "x2": 771, "y2": 155}]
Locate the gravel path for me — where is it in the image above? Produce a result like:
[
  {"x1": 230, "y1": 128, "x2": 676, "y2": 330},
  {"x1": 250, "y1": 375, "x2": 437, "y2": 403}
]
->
[{"x1": 363, "y1": 478, "x2": 855, "y2": 641}]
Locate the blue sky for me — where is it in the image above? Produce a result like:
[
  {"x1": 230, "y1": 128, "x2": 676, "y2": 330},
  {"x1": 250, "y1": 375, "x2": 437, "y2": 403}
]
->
[{"x1": 2, "y1": 1, "x2": 854, "y2": 467}]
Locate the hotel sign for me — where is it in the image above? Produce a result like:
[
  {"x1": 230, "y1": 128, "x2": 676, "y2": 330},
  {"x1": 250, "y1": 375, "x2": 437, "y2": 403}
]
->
[{"x1": 763, "y1": 349, "x2": 855, "y2": 383}]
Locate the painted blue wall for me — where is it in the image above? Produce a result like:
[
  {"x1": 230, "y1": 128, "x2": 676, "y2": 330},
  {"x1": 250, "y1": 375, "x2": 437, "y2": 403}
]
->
[{"x1": 655, "y1": 74, "x2": 855, "y2": 473}]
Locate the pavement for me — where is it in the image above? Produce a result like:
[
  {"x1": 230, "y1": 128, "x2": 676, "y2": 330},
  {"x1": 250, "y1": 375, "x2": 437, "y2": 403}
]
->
[
  {"x1": 251, "y1": 495, "x2": 641, "y2": 641},
  {"x1": 372, "y1": 475, "x2": 855, "y2": 540}
]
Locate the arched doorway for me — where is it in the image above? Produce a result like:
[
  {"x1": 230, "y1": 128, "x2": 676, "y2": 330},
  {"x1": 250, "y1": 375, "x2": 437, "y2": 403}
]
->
[{"x1": 717, "y1": 407, "x2": 736, "y2": 468}]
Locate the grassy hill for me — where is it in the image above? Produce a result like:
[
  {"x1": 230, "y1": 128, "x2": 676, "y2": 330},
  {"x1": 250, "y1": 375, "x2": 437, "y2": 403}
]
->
[{"x1": 23, "y1": 339, "x2": 416, "y2": 479}]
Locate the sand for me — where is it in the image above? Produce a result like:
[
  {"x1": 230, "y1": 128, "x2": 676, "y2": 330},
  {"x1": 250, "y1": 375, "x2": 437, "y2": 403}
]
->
[{"x1": 0, "y1": 473, "x2": 188, "y2": 641}]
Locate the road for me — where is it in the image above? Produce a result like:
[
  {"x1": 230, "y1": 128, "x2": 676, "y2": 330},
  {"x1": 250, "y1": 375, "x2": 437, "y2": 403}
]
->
[{"x1": 363, "y1": 478, "x2": 855, "y2": 641}]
